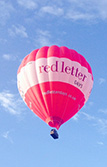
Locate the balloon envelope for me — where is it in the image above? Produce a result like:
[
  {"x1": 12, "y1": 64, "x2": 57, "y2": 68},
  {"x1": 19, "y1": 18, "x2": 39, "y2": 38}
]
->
[{"x1": 17, "y1": 45, "x2": 93, "y2": 129}]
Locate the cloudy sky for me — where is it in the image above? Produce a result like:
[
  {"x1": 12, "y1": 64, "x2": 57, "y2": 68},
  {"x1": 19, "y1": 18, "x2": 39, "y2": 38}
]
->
[{"x1": 0, "y1": 0, "x2": 107, "y2": 167}]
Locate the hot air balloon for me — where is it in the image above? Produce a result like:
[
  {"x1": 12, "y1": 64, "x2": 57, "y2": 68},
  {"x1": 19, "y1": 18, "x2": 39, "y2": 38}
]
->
[{"x1": 17, "y1": 45, "x2": 93, "y2": 139}]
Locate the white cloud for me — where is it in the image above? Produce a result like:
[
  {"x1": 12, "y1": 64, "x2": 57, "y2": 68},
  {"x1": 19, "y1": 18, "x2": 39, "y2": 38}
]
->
[
  {"x1": 2, "y1": 54, "x2": 18, "y2": 61},
  {"x1": 97, "y1": 141, "x2": 104, "y2": 146},
  {"x1": 8, "y1": 25, "x2": 28, "y2": 38},
  {"x1": 38, "y1": 1, "x2": 107, "y2": 21},
  {"x1": 51, "y1": 0, "x2": 107, "y2": 21},
  {"x1": 17, "y1": 0, "x2": 37, "y2": 10},
  {"x1": 0, "y1": 38, "x2": 7, "y2": 44},
  {"x1": 0, "y1": 1, "x2": 14, "y2": 25},
  {"x1": 81, "y1": 112, "x2": 95, "y2": 121},
  {"x1": 66, "y1": 11, "x2": 96, "y2": 21},
  {"x1": 2, "y1": 130, "x2": 13, "y2": 143},
  {"x1": 83, "y1": 101, "x2": 94, "y2": 109},
  {"x1": 88, "y1": 101, "x2": 94, "y2": 107},
  {"x1": 0, "y1": 91, "x2": 24, "y2": 115},
  {"x1": 64, "y1": 0, "x2": 97, "y2": 21},
  {"x1": 35, "y1": 30, "x2": 53, "y2": 47},
  {"x1": 97, "y1": 118, "x2": 107, "y2": 135},
  {"x1": 2, "y1": 54, "x2": 12, "y2": 61},
  {"x1": 98, "y1": 78, "x2": 106, "y2": 85},
  {"x1": 96, "y1": 0, "x2": 107, "y2": 20},
  {"x1": 40, "y1": 6, "x2": 64, "y2": 16},
  {"x1": 1, "y1": 0, "x2": 107, "y2": 24},
  {"x1": 81, "y1": 112, "x2": 107, "y2": 135},
  {"x1": 72, "y1": 113, "x2": 79, "y2": 121},
  {"x1": 99, "y1": 108, "x2": 107, "y2": 114}
]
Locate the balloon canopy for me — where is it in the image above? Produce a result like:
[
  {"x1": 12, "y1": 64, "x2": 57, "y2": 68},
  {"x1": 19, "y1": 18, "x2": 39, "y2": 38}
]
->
[{"x1": 17, "y1": 45, "x2": 93, "y2": 130}]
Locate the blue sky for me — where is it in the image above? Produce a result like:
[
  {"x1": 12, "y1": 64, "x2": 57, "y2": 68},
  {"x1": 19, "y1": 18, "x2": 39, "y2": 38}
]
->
[{"x1": 0, "y1": 0, "x2": 107, "y2": 166}]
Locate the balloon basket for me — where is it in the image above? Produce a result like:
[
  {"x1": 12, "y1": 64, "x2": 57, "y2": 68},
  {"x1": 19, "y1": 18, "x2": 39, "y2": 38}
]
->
[{"x1": 50, "y1": 129, "x2": 59, "y2": 139}]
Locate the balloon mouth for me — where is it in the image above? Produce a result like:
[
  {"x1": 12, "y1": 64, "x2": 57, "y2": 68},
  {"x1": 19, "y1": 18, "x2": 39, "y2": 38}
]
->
[{"x1": 46, "y1": 116, "x2": 64, "y2": 130}]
